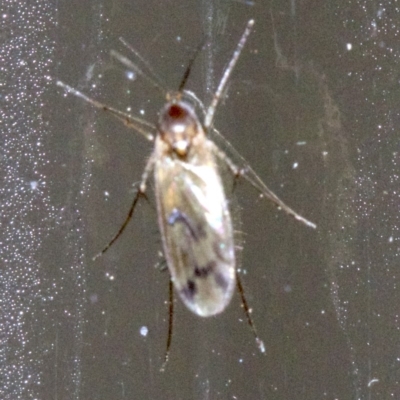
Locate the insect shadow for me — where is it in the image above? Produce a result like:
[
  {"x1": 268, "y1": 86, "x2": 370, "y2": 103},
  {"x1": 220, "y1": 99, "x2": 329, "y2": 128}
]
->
[{"x1": 57, "y1": 19, "x2": 316, "y2": 371}]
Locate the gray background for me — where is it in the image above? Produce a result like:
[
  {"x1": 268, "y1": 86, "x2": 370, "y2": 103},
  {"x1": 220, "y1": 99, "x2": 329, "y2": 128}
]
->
[{"x1": 1, "y1": 0, "x2": 399, "y2": 398}]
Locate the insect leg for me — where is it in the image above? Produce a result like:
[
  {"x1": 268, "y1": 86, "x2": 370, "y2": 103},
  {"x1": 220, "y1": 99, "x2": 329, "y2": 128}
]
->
[
  {"x1": 160, "y1": 277, "x2": 174, "y2": 372},
  {"x1": 236, "y1": 271, "x2": 266, "y2": 354},
  {"x1": 56, "y1": 81, "x2": 156, "y2": 141},
  {"x1": 208, "y1": 138, "x2": 316, "y2": 229},
  {"x1": 208, "y1": 139, "x2": 246, "y2": 193},
  {"x1": 92, "y1": 154, "x2": 156, "y2": 261}
]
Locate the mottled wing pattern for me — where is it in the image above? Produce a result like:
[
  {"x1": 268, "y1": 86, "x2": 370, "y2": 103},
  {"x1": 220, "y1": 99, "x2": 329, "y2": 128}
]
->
[{"x1": 154, "y1": 143, "x2": 235, "y2": 317}]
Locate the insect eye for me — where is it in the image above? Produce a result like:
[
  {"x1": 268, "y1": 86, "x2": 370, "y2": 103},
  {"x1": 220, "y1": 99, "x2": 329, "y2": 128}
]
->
[{"x1": 168, "y1": 104, "x2": 187, "y2": 120}]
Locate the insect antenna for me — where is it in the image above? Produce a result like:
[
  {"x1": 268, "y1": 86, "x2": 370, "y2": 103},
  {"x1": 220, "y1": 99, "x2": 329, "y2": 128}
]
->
[
  {"x1": 236, "y1": 271, "x2": 266, "y2": 354},
  {"x1": 119, "y1": 37, "x2": 167, "y2": 94},
  {"x1": 204, "y1": 19, "x2": 255, "y2": 129},
  {"x1": 177, "y1": 36, "x2": 208, "y2": 93},
  {"x1": 56, "y1": 81, "x2": 156, "y2": 141},
  {"x1": 111, "y1": 48, "x2": 167, "y2": 97},
  {"x1": 160, "y1": 278, "x2": 174, "y2": 372}
]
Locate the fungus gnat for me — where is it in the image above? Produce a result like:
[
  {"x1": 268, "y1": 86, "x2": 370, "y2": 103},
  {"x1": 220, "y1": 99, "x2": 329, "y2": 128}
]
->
[{"x1": 57, "y1": 19, "x2": 316, "y2": 370}]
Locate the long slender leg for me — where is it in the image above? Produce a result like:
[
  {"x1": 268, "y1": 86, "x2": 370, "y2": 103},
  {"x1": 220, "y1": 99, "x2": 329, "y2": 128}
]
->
[
  {"x1": 160, "y1": 277, "x2": 174, "y2": 372},
  {"x1": 56, "y1": 81, "x2": 156, "y2": 141},
  {"x1": 92, "y1": 155, "x2": 155, "y2": 260},
  {"x1": 209, "y1": 139, "x2": 316, "y2": 229},
  {"x1": 236, "y1": 272, "x2": 266, "y2": 354}
]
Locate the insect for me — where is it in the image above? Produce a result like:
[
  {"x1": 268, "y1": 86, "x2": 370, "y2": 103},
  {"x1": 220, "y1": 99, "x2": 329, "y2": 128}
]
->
[{"x1": 57, "y1": 19, "x2": 316, "y2": 369}]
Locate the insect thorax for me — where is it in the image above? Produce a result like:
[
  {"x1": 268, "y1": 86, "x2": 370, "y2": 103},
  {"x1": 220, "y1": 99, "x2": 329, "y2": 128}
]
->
[{"x1": 157, "y1": 97, "x2": 206, "y2": 159}]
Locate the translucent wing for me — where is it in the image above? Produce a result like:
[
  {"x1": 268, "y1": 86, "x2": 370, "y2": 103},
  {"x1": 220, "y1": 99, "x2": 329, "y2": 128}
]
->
[{"x1": 154, "y1": 140, "x2": 235, "y2": 317}]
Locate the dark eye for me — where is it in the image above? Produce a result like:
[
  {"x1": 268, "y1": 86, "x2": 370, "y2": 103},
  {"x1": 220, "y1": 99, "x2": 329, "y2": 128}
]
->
[{"x1": 168, "y1": 104, "x2": 186, "y2": 119}]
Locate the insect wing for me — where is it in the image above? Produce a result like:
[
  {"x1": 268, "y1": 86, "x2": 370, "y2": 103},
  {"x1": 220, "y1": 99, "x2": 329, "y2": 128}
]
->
[{"x1": 154, "y1": 140, "x2": 235, "y2": 317}]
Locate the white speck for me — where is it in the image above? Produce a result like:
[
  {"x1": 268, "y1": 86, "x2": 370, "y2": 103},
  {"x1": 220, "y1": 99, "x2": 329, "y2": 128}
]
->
[
  {"x1": 140, "y1": 326, "x2": 148, "y2": 337},
  {"x1": 322, "y1": 151, "x2": 328, "y2": 157},
  {"x1": 296, "y1": 141, "x2": 307, "y2": 146},
  {"x1": 346, "y1": 43, "x2": 352, "y2": 51},
  {"x1": 389, "y1": 236, "x2": 393, "y2": 243},
  {"x1": 239, "y1": 358, "x2": 243, "y2": 363},
  {"x1": 105, "y1": 272, "x2": 115, "y2": 281},
  {"x1": 126, "y1": 106, "x2": 131, "y2": 112},
  {"x1": 321, "y1": 309, "x2": 325, "y2": 315},
  {"x1": 126, "y1": 71, "x2": 136, "y2": 81},
  {"x1": 30, "y1": 181, "x2": 38, "y2": 190},
  {"x1": 292, "y1": 162, "x2": 298, "y2": 169},
  {"x1": 2, "y1": 14, "x2": 8, "y2": 19},
  {"x1": 176, "y1": 36, "x2": 181, "y2": 42},
  {"x1": 104, "y1": 191, "x2": 109, "y2": 197},
  {"x1": 257, "y1": 338, "x2": 266, "y2": 353},
  {"x1": 140, "y1": 109, "x2": 145, "y2": 115}
]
